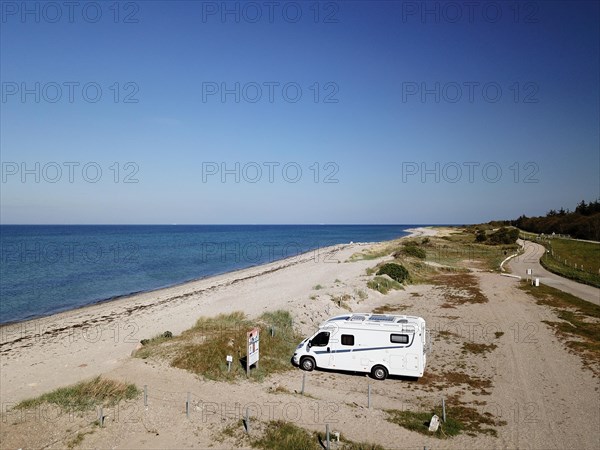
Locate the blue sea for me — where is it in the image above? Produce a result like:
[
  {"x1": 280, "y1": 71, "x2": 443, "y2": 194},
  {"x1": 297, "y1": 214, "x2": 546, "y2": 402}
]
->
[{"x1": 0, "y1": 225, "x2": 416, "y2": 324}]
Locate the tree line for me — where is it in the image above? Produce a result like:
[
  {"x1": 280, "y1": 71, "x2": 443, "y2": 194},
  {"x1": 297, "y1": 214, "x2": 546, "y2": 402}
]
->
[{"x1": 511, "y1": 199, "x2": 600, "y2": 241}]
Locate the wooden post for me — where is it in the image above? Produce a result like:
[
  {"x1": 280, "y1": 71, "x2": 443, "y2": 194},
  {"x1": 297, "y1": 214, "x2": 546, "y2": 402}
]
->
[
  {"x1": 368, "y1": 384, "x2": 371, "y2": 408},
  {"x1": 326, "y1": 424, "x2": 330, "y2": 450},
  {"x1": 442, "y1": 397, "x2": 446, "y2": 422},
  {"x1": 144, "y1": 385, "x2": 148, "y2": 406},
  {"x1": 301, "y1": 372, "x2": 306, "y2": 395},
  {"x1": 186, "y1": 392, "x2": 190, "y2": 419},
  {"x1": 245, "y1": 407, "x2": 250, "y2": 434}
]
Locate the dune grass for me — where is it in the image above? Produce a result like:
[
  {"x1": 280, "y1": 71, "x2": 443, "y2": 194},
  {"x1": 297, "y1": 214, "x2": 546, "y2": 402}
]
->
[
  {"x1": 386, "y1": 394, "x2": 506, "y2": 439},
  {"x1": 367, "y1": 276, "x2": 403, "y2": 294},
  {"x1": 15, "y1": 376, "x2": 139, "y2": 412},
  {"x1": 136, "y1": 310, "x2": 302, "y2": 381},
  {"x1": 250, "y1": 420, "x2": 385, "y2": 450}
]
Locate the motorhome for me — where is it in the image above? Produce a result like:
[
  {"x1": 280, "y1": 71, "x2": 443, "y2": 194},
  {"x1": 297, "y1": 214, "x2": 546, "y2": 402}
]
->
[{"x1": 292, "y1": 313, "x2": 428, "y2": 380}]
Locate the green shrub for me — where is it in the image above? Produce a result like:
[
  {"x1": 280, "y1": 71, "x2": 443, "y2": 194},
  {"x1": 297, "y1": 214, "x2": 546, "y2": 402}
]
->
[
  {"x1": 367, "y1": 276, "x2": 403, "y2": 294},
  {"x1": 376, "y1": 263, "x2": 410, "y2": 283},
  {"x1": 488, "y1": 227, "x2": 519, "y2": 245},
  {"x1": 475, "y1": 230, "x2": 487, "y2": 242},
  {"x1": 403, "y1": 244, "x2": 426, "y2": 259}
]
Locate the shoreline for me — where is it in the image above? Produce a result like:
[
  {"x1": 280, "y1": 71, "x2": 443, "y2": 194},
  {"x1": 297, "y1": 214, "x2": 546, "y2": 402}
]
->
[
  {"x1": 0, "y1": 229, "x2": 422, "y2": 328},
  {"x1": 0, "y1": 227, "x2": 428, "y2": 341}
]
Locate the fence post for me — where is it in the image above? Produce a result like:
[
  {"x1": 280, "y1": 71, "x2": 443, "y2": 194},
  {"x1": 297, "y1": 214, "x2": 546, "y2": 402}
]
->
[
  {"x1": 368, "y1": 384, "x2": 371, "y2": 408},
  {"x1": 186, "y1": 392, "x2": 190, "y2": 419},
  {"x1": 144, "y1": 385, "x2": 148, "y2": 407},
  {"x1": 301, "y1": 372, "x2": 306, "y2": 395},
  {"x1": 245, "y1": 407, "x2": 250, "y2": 434},
  {"x1": 98, "y1": 406, "x2": 104, "y2": 427},
  {"x1": 326, "y1": 424, "x2": 330, "y2": 450},
  {"x1": 442, "y1": 397, "x2": 446, "y2": 422}
]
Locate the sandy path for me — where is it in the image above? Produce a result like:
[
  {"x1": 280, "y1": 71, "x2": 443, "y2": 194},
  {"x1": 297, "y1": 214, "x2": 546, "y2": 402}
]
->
[
  {"x1": 509, "y1": 239, "x2": 600, "y2": 305},
  {"x1": 474, "y1": 271, "x2": 599, "y2": 449}
]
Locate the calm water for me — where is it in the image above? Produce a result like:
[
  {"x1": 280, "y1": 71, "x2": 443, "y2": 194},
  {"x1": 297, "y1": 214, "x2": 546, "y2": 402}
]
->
[{"x1": 0, "y1": 225, "x2": 417, "y2": 324}]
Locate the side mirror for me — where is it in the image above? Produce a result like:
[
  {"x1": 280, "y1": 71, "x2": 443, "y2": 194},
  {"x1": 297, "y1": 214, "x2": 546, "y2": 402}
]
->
[{"x1": 307, "y1": 340, "x2": 312, "y2": 348}]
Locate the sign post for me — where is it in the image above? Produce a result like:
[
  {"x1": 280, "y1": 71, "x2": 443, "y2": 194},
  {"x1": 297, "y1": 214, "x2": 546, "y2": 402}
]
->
[{"x1": 247, "y1": 327, "x2": 260, "y2": 376}]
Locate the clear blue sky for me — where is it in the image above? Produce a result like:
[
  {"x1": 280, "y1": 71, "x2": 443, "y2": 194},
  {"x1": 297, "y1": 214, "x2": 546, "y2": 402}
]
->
[{"x1": 1, "y1": 1, "x2": 598, "y2": 224}]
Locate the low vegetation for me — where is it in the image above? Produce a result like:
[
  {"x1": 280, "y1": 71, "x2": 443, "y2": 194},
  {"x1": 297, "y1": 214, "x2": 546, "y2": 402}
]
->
[
  {"x1": 520, "y1": 282, "x2": 600, "y2": 376},
  {"x1": 372, "y1": 303, "x2": 410, "y2": 314},
  {"x1": 398, "y1": 242, "x2": 427, "y2": 259},
  {"x1": 250, "y1": 420, "x2": 385, "y2": 450},
  {"x1": 367, "y1": 276, "x2": 403, "y2": 294},
  {"x1": 462, "y1": 342, "x2": 497, "y2": 355},
  {"x1": 136, "y1": 310, "x2": 303, "y2": 381},
  {"x1": 537, "y1": 238, "x2": 600, "y2": 288},
  {"x1": 376, "y1": 262, "x2": 410, "y2": 283},
  {"x1": 15, "y1": 377, "x2": 139, "y2": 412},
  {"x1": 431, "y1": 272, "x2": 488, "y2": 307},
  {"x1": 386, "y1": 397, "x2": 505, "y2": 438}
]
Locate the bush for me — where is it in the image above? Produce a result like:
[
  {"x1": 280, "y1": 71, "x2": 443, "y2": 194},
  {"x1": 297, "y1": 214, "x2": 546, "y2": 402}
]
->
[
  {"x1": 376, "y1": 263, "x2": 410, "y2": 283},
  {"x1": 403, "y1": 244, "x2": 426, "y2": 259},
  {"x1": 488, "y1": 227, "x2": 519, "y2": 245},
  {"x1": 475, "y1": 230, "x2": 487, "y2": 242}
]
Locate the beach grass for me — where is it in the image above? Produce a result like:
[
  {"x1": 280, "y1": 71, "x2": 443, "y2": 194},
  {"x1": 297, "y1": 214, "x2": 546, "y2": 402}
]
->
[
  {"x1": 367, "y1": 276, "x2": 403, "y2": 294},
  {"x1": 136, "y1": 310, "x2": 302, "y2": 381},
  {"x1": 386, "y1": 398, "x2": 504, "y2": 438},
  {"x1": 14, "y1": 376, "x2": 139, "y2": 412},
  {"x1": 249, "y1": 420, "x2": 385, "y2": 450}
]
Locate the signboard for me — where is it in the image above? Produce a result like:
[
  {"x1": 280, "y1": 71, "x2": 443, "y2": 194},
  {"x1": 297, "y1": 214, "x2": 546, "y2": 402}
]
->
[{"x1": 247, "y1": 327, "x2": 260, "y2": 374}]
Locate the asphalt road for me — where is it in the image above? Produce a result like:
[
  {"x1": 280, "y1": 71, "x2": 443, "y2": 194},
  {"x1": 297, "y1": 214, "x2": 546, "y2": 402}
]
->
[{"x1": 508, "y1": 239, "x2": 600, "y2": 306}]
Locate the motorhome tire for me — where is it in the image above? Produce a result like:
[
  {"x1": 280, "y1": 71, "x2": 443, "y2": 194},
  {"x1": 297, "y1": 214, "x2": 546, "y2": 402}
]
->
[
  {"x1": 300, "y1": 356, "x2": 316, "y2": 371},
  {"x1": 371, "y1": 365, "x2": 388, "y2": 380}
]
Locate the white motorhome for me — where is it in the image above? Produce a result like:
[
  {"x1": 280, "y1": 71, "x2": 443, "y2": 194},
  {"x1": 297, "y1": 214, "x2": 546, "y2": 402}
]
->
[{"x1": 292, "y1": 313, "x2": 427, "y2": 380}]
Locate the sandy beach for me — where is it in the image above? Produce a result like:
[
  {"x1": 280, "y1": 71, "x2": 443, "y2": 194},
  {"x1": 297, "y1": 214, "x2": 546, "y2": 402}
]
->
[{"x1": 1, "y1": 226, "x2": 599, "y2": 449}]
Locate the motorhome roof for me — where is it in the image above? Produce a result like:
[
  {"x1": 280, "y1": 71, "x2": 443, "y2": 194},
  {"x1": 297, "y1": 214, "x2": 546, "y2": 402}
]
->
[{"x1": 321, "y1": 313, "x2": 424, "y2": 327}]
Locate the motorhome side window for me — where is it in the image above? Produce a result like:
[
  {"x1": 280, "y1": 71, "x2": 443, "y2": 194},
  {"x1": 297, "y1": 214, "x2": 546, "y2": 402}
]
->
[
  {"x1": 390, "y1": 334, "x2": 409, "y2": 344},
  {"x1": 341, "y1": 334, "x2": 354, "y2": 346},
  {"x1": 311, "y1": 331, "x2": 330, "y2": 347}
]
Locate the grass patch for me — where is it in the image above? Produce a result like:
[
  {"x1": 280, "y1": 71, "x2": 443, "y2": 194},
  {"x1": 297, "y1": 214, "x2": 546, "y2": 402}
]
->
[
  {"x1": 355, "y1": 289, "x2": 368, "y2": 300},
  {"x1": 539, "y1": 239, "x2": 600, "y2": 288},
  {"x1": 250, "y1": 420, "x2": 384, "y2": 450},
  {"x1": 367, "y1": 276, "x2": 403, "y2": 294},
  {"x1": 386, "y1": 409, "x2": 462, "y2": 438},
  {"x1": 331, "y1": 294, "x2": 352, "y2": 310},
  {"x1": 431, "y1": 272, "x2": 488, "y2": 307},
  {"x1": 462, "y1": 342, "x2": 498, "y2": 355},
  {"x1": 400, "y1": 243, "x2": 427, "y2": 259},
  {"x1": 372, "y1": 303, "x2": 410, "y2": 314},
  {"x1": 349, "y1": 243, "x2": 397, "y2": 261},
  {"x1": 520, "y1": 282, "x2": 600, "y2": 376},
  {"x1": 386, "y1": 398, "x2": 505, "y2": 438},
  {"x1": 15, "y1": 377, "x2": 139, "y2": 412},
  {"x1": 136, "y1": 310, "x2": 303, "y2": 381},
  {"x1": 66, "y1": 430, "x2": 96, "y2": 449},
  {"x1": 313, "y1": 284, "x2": 324, "y2": 290},
  {"x1": 417, "y1": 371, "x2": 492, "y2": 394}
]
